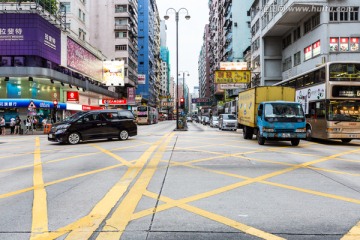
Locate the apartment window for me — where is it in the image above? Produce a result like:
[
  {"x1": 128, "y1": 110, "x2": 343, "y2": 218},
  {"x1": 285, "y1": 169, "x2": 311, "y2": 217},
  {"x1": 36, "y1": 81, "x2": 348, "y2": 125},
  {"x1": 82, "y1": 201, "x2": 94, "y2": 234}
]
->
[
  {"x1": 80, "y1": 0, "x2": 86, "y2": 5},
  {"x1": 340, "y1": 8, "x2": 349, "y2": 21},
  {"x1": 282, "y1": 56, "x2": 292, "y2": 72},
  {"x1": 79, "y1": 28, "x2": 86, "y2": 41},
  {"x1": 294, "y1": 52, "x2": 301, "y2": 66},
  {"x1": 350, "y1": 7, "x2": 359, "y2": 21},
  {"x1": 115, "y1": 18, "x2": 128, "y2": 26},
  {"x1": 115, "y1": 45, "x2": 127, "y2": 51},
  {"x1": 115, "y1": 5, "x2": 127, "y2": 13},
  {"x1": 78, "y1": 9, "x2": 81, "y2": 19},
  {"x1": 115, "y1": 31, "x2": 127, "y2": 38},
  {"x1": 330, "y1": 8, "x2": 338, "y2": 21},
  {"x1": 65, "y1": 23, "x2": 70, "y2": 30},
  {"x1": 62, "y1": 2, "x2": 70, "y2": 12},
  {"x1": 83, "y1": 13, "x2": 85, "y2": 22},
  {"x1": 282, "y1": 34, "x2": 292, "y2": 49},
  {"x1": 312, "y1": 13, "x2": 320, "y2": 28},
  {"x1": 293, "y1": 27, "x2": 301, "y2": 42},
  {"x1": 304, "y1": 18, "x2": 312, "y2": 34}
]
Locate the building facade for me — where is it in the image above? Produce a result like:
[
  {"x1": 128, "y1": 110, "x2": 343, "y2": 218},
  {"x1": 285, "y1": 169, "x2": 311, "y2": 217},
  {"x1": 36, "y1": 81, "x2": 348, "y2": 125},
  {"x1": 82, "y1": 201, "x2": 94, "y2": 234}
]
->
[
  {"x1": 89, "y1": 0, "x2": 138, "y2": 93},
  {"x1": 250, "y1": 0, "x2": 360, "y2": 86},
  {"x1": 137, "y1": 0, "x2": 161, "y2": 107}
]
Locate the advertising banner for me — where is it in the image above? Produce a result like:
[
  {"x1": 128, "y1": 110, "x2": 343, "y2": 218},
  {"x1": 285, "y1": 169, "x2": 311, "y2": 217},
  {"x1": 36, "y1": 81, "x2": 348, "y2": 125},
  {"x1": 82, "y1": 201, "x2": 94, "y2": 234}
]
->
[
  {"x1": 296, "y1": 84, "x2": 326, "y2": 114},
  {"x1": 66, "y1": 91, "x2": 79, "y2": 102},
  {"x1": 138, "y1": 74, "x2": 146, "y2": 84},
  {"x1": 0, "y1": 99, "x2": 65, "y2": 110},
  {"x1": 214, "y1": 70, "x2": 251, "y2": 84},
  {"x1": 329, "y1": 38, "x2": 339, "y2": 52},
  {"x1": 99, "y1": 99, "x2": 127, "y2": 105},
  {"x1": 220, "y1": 62, "x2": 248, "y2": 70},
  {"x1": 127, "y1": 87, "x2": 136, "y2": 105},
  {"x1": 220, "y1": 84, "x2": 247, "y2": 89},
  {"x1": 67, "y1": 37, "x2": 103, "y2": 80},
  {"x1": 191, "y1": 98, "x2": 212, "y2": 103},
  {"x1": 340, "y1": 37, "x2": 349, "y2": 52},
  {"x1": 312, "y1": 40, "x2": 321, "y2": 57},
  {"x1": 304, "y1": 45, "x2": 312, "y2": 61},
  {"x1": 0, "y1": 13, "x2": 61, "y2": 64},
  {"x1": 350, "y1": 38, "x2": 359, "y2": 52},
  {"x1": 103, "y1": 61, "x2": 125, "y2": 86}
]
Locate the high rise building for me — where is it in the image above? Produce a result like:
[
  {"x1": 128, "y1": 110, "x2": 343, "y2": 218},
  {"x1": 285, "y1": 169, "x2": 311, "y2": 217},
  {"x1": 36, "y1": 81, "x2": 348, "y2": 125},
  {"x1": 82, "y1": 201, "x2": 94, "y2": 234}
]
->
[
  {"x1": 89, "y1": 0, "x2": 138, "y2": 96},
  {"x1": 137, "y1": 0, "x2": 161, "y2": 107},
  {"x1": 198, "y1": 24, "x2": 211, "y2": 99}
]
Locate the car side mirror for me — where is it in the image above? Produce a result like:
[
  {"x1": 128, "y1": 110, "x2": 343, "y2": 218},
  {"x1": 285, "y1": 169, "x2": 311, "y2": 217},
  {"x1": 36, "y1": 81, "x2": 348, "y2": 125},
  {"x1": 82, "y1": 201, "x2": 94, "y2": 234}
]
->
[{"x1": 258, "y1": 109, "x2": 263, "y2": 116}]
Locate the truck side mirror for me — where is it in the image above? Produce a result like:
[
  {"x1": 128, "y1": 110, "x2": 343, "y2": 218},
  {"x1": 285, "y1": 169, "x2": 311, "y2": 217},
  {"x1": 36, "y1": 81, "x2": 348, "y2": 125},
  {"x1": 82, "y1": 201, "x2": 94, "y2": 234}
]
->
[{"x1": 258, "y1": 109, "x2": 263, "y2": 116}]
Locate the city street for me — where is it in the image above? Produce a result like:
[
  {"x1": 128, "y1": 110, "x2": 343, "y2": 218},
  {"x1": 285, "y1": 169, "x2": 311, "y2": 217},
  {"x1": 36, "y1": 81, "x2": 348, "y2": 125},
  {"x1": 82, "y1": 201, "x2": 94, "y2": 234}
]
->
[{"x1": 0, "y1": 121, "x2": 360, "y2": 240}]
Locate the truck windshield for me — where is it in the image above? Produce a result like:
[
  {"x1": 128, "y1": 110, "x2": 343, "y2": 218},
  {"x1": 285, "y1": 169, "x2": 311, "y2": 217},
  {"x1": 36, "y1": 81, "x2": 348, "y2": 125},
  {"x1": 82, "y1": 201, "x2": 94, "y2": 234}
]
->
[
  {"x1": 327, "y1": 100, "x2": 360, "y2": 122},
  {"x1": 264, "y1": 103, "x2": 304, "y2": 119}
]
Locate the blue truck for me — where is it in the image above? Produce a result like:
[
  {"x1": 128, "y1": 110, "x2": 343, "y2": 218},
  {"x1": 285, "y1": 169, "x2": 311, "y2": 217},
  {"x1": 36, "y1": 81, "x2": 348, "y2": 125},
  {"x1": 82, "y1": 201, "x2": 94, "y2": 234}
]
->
[{"x1": 238, "y1": 86, "x2": 306, "y2": 146}]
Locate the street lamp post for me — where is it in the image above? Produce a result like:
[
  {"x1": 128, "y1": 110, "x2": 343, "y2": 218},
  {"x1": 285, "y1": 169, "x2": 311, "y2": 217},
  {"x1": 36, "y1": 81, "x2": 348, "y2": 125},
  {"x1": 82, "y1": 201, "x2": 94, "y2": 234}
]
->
[
  {"x1": 164, "y1": 8, "x2": 190, "y2": 130},
  {"x1": 179, "y1": 71, "x2": 189, "y2": 114}
]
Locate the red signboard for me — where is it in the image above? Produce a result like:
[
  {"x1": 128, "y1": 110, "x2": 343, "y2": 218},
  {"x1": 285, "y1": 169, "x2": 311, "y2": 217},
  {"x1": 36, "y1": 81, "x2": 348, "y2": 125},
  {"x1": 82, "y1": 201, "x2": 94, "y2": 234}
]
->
[
  {"x1": 100, "y1": 99, "x2": 127, "y2": 105},
  {"x1": 67, "y1": 91, "x2": 79, "y2": 102},
  {"x1": 350, "y1": 37, "x2": 359, "y2": 51},
  {"x1": 340, "y1": 37, "x2": 349, "y2": 51},
  {"x1": 312, "y1": 40, "x2": 321, "y2": 56},
  {"x1": 82, "y1": 105, "x2": 103, "y2": 110}
]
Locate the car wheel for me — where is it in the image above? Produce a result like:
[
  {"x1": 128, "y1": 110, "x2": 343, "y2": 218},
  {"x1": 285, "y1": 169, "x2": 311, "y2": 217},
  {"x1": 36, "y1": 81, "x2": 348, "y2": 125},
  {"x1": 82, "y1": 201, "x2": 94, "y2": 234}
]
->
[
  {"x1": 68, "y1": 132, "x2": 80, "y2": 145},
  {"x1": 291, "y1": 139, "x2": 300, "y2": 146},
  {"x1": 119, "y1": 129, "x2": 129, "y2": 140},
  {"x1": 257, "y1": 131, "x2": 265, "y2": 145}
]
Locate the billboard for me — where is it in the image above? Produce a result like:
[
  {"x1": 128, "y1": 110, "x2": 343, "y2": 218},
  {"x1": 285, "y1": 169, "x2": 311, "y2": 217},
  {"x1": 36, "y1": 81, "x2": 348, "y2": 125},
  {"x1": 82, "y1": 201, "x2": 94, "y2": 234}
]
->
[
  {"x1": 214, "y1": 70, "x2": 251, "y2": 84},
  {"x1": 127, "y1": 87, "x2": 136, "y2": 104},
  {"x1": 220, "y1": 62, "x2": 248, "y2": 70},
  {"x1": 67, "y1": 38, "x2": 103, "y2": 80},
  {"x1": 66, "y1": 91, "x2": 79, "y2": 102},
  {"x1": 138, "y1": 74, "x2": 146, "y2": 84},
  {"x1": 103, "y1": 61, "x2": 125, "y2": 86},
  {"x1": 0, "y1": 13, "x2": 61, "y2": 64}
]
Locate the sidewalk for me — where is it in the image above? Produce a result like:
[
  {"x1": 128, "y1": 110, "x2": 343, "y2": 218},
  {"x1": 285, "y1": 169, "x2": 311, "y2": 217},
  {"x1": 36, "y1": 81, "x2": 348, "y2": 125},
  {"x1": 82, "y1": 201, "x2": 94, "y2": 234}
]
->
[{"x1": 1, "y1": 128, "x2": 47, "y2": 136}]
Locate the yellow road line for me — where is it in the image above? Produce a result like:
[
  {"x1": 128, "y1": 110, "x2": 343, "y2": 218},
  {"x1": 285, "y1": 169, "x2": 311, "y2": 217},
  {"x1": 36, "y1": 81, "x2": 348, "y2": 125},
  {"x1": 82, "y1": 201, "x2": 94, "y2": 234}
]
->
[
  {"x1": 32, "y1": 133, "x2": 171, "y2": 240},
  {"x1": 95, "y1": 133, "x2": 174, "y2": 240},
  {"x1": 341, "y1": 221, "x2": 360, "y2": 240},
  {"x1": 30, "y1": 137, "x2": 48, "y2": 239},
  {"x1": 90, "y1": 144, "x2": 132, "y2": 167},
  {"x1": 143, "y1": 191, "x2": 285, "y2": 240}
]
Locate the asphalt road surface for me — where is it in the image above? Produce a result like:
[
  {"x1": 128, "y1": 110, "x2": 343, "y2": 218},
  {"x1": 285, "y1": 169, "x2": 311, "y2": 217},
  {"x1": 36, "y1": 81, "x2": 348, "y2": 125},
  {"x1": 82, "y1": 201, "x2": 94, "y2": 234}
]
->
[{"x1": 0, "y1": 120, "x2": 359, "y2": 240}]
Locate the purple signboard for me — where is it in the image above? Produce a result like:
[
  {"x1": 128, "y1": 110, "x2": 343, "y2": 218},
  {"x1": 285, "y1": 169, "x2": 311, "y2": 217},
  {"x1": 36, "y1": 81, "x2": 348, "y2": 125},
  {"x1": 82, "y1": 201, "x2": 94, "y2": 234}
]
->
[
  {"x1": 0, "y1": 13, "x2": 61, "y2": 64},
  {"x1": 67, "y1": 38, "x2": 103, "y2": 81},
  {"x1": 127, "y1": 87, "x2": 136, "y2": 104}
]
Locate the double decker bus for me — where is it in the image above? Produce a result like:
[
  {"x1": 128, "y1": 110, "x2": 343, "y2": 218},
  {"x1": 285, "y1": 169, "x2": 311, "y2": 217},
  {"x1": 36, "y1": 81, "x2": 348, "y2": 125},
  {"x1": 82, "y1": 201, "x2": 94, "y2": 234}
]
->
[
  {"x1": 275, "y1": 62, "x2": 360, "y2": 143},
  {"x1": 137, "y1": 106, "x2": 158, "y2": 125}
]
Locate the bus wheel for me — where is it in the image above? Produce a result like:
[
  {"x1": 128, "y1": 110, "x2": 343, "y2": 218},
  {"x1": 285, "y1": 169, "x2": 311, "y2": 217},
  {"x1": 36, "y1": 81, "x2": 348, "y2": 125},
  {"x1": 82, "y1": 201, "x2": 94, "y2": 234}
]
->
[
  {"x1": 306, "y1": 127, "x2": 312, "y2": 141},
  {"x1": 257, "y1": 132, "x2": 265, "y2": 145},
  {"x1": 341, "y1": 139, "x2": 352, "y2": 143},
  {"x1": 291, "y1": 139, "x2": 300, "y2": 146}
]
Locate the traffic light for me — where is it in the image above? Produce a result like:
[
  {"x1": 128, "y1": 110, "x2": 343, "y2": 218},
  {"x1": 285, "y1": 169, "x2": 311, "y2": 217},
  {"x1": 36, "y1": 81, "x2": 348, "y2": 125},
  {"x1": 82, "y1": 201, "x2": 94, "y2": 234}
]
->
[{"x1": 180, "y1": 98, "x2": 185, "y2": 109}]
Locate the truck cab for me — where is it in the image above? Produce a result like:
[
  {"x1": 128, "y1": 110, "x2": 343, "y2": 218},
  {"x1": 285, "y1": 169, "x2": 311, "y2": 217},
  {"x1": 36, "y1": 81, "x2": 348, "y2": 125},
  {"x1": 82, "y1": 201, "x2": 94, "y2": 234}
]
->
[{"x1": 256, "y1": 101, "x2": 306, "y2": 146}]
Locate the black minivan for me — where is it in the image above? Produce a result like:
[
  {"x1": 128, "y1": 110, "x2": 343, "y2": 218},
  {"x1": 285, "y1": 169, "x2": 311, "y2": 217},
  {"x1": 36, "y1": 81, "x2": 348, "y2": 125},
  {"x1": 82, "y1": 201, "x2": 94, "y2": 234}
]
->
[{"x1": 48, "y1": 109, "x2": 137, "y2": 144}]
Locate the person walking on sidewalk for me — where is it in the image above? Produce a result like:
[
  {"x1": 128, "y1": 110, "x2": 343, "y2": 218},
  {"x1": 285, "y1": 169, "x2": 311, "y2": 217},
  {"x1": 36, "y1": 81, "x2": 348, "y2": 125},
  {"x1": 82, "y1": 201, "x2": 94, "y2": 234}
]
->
[
  {"x1": 15, "y1": 116, "x2": 21, "y2": 135},
  {"x1": 10, "y1": 118, "x2": 15, "y2": 135},
  {"x1": 0, "y1": 116, "x2": 5, "y2": 135},
  {"x1": 24, "y1": 116, "x2": 31, "y2": 134}
]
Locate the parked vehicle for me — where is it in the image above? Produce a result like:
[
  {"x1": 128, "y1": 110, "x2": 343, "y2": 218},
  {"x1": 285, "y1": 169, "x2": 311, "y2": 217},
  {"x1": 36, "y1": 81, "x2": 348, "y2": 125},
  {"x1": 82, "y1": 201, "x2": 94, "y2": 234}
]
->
[
  {"x1": 48, "y1": 109, "x2": 137, "y2": 144},
  {"x1": 209, "y1": 116, "x2": 219, "y2": 128},
  {"x1": 238, "y1": 86, "x2": 306, "y2": 146},
  {"x1": 202, "y1": 116, "x2": 210, "y2": 125},
  {"x1": 219, "y1": 114, "x2": 237, "y2": 131}
]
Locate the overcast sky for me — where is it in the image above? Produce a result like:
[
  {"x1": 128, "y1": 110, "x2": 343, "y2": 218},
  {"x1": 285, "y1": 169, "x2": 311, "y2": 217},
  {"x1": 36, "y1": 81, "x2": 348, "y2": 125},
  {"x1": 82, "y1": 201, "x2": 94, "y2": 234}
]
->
[{"x1": 156, "y1": 0, "x2": 209, "y2": 94}]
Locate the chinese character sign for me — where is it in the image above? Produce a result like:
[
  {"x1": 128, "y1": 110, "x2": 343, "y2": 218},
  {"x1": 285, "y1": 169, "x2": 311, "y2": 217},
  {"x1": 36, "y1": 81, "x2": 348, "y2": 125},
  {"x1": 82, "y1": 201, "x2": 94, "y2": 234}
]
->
[{"x1": 214, "y1": 70, "x2": 251, "y2": 84}]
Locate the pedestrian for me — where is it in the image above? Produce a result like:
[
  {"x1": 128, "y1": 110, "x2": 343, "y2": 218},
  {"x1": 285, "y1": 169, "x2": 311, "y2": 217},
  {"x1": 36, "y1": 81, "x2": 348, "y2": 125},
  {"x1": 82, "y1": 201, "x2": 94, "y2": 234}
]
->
[
  {"x1": 10, "y1": 118, "x2": 15, "y2": 135},
  {"x1": 24, "y1": 116, "x2": 31, "y2": 134},
  {"x1": 0, "y1": 116, "x2": 5, "y2": 135},
  {"x1": 15, "y1": 116, "x2": 21, "y2": 135},
  {"x1": 42, "y1": 117, "x2": 47, "y2": 129}
]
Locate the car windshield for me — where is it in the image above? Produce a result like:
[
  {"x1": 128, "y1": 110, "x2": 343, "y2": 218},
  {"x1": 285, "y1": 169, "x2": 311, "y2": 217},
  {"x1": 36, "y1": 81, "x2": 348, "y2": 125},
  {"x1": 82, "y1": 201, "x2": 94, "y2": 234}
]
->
[
  {"x1": 64, "y1": 111, "x2": 88, "y2": 122},
  {"x1": 264, "y1": 103, "x2": 304, "y2": 118},
  {"x1": 223, "y1": 115, "x2": 236, "y2": 120},
  {"x1": 212, "y1": 116, "x2": 218, "y2": 120}
]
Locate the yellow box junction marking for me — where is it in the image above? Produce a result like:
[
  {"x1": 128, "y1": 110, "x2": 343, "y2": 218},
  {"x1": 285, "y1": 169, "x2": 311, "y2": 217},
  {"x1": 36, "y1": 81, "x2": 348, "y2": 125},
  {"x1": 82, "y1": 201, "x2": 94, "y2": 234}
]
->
[
  {"x1": 342, "y1": 221, "x2": 360, "y2": 240},
  {"x1": 95, "y1": 133, "x2": 175, "y2": 240},
  {"x1": 30, "y1": 137, "x2": 48, "y2": 239},
  {"x1": 32, "y1": 133, "x2": 172, "y2": 240}
]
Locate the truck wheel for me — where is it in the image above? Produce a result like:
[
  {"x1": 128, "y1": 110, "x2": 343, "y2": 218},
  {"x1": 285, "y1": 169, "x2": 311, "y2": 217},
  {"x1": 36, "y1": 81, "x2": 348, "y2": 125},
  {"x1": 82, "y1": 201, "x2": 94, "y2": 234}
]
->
[
  {"x1": 291, "y1": 139, "x2": 300, "y2": 146},
  {"x1": 341, "y1": 139, "x2": 352, "y2": 143},
  {"x1": 257, "y1": 132, "x2": 265, "y2": 145},
  {"x1": 243, "y1": 127, "x2": 248, "y2": 139}
]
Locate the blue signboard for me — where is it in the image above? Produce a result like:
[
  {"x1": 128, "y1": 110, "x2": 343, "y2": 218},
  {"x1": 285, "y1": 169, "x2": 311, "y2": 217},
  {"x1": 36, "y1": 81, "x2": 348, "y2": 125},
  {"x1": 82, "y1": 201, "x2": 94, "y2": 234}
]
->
[{"x1": 0, "y1": 99, "x2": 66, "y2": 110}]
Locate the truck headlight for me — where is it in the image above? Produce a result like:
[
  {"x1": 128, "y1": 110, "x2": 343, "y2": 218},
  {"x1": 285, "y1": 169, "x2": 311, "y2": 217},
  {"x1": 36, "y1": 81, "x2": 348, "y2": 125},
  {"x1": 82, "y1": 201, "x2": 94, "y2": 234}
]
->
[
  {"x1": 263, "y1": 127, "x2": 275, "y2": 132},
  {"x1": 295, "y1": 128, "x2": 306, "y2": 133},
  {"x1": 327, "y1": 128, "x2": 341, "y2": 133}
]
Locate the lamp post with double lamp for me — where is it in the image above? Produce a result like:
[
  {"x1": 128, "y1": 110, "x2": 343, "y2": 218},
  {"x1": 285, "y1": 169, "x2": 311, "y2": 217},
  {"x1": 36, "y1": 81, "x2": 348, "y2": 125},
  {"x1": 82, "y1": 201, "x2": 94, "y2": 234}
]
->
[
  {"x1": 164, "y1": 8, "x2": 190, "y2": 130},
  {"x1": 179, "y1": 71, "x2": 189, "y2": 114}
]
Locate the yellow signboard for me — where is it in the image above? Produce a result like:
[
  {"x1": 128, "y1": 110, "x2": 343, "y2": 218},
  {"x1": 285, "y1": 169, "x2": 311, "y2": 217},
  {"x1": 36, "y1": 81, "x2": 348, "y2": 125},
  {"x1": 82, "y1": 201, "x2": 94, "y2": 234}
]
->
[{"x1": 214, "y1": 70, "x2": 251, "y2": 84}]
